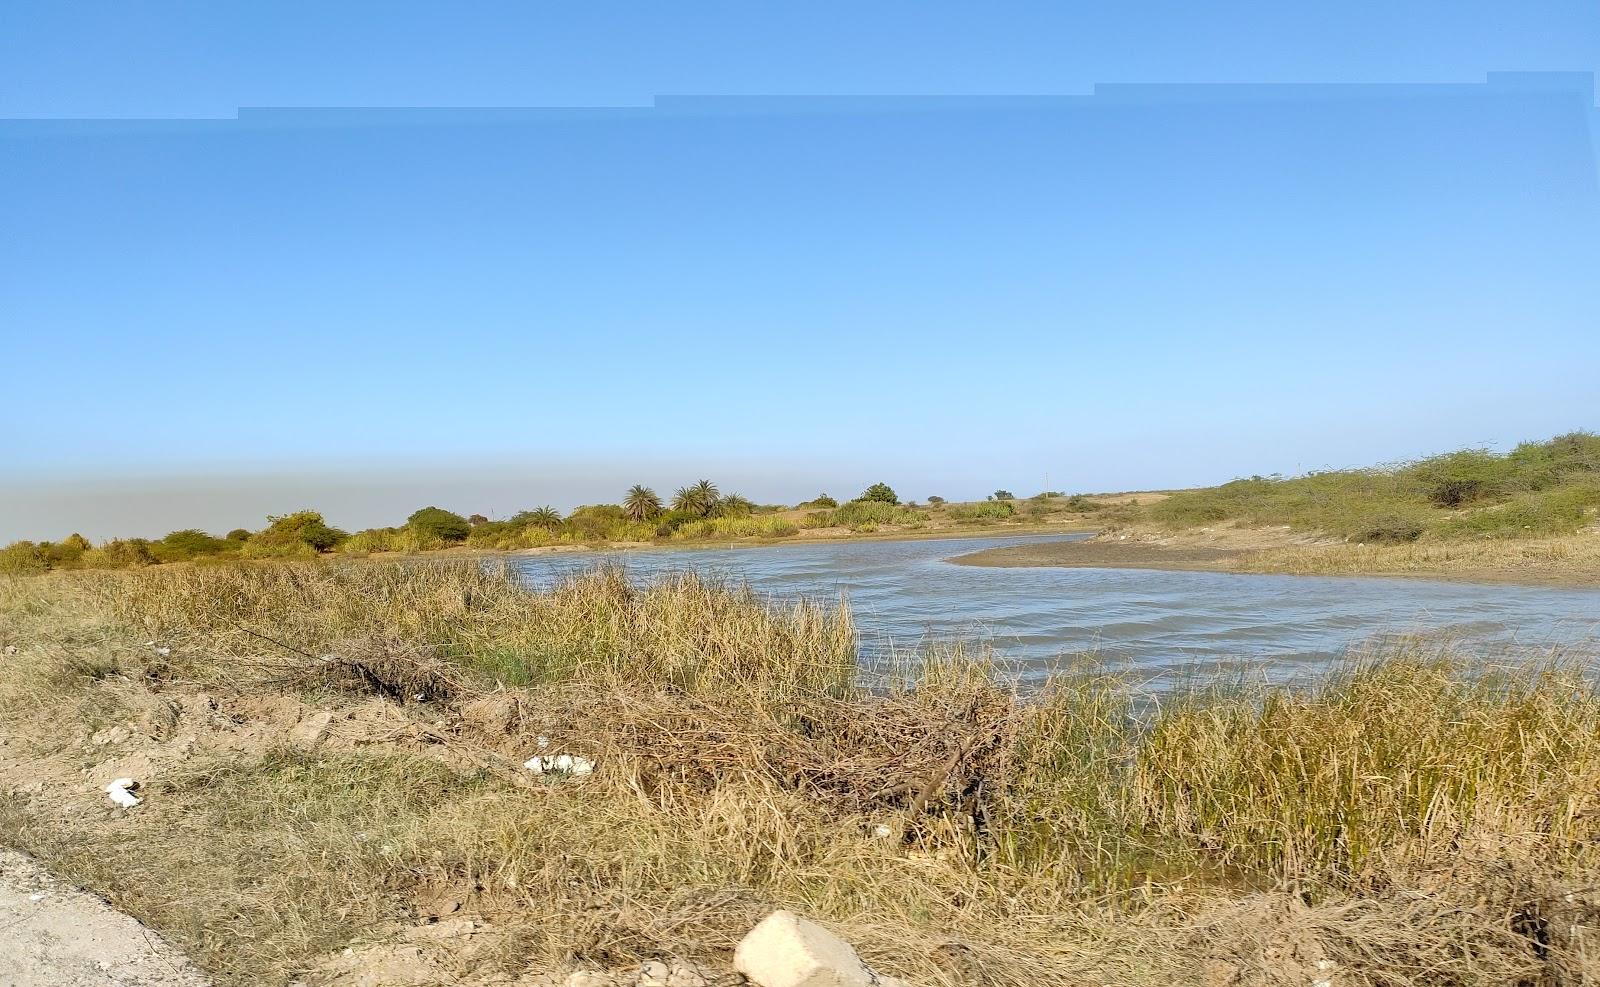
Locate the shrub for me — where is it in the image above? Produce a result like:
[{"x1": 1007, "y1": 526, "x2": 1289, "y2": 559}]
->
[
  {"x1": 1349, "y1": 514, "x2": 1426, "y2": 544},
  {"x1": 250, "y1": 511, "x2": 347, "y2": 554},
  {"x1": 154, "y1": 529, "x2": 228, "y2": 561},
  {"x1": 406, "y1": 507, "x2": 471, "y2": 543},
  {"x1": 801, "y1": 493, "x2": 838, "y2": 509},
  {"x1": 82, "y1": 538, "x2": 159, "y2": 568},
  {"x1": 993, "y1": 489, "x2": 1016, "y2": 501},
  {"x1": 1404, "y1": 450, "x2": 1510, "y2": 508},
  {"x1": 0, "y1": 541, "x2": 49, "y2": 574},
  {"x1": 225, "y1": 529, "x2": 251, "y2": 542},
  {"x1": 950, "y1": 501, "x2": 1016, "y2": 521},
  {"x1": 1065, "y1": 494, "x2": 1100, "y2": 512},
  {"x1": 857, "y1": 483, "x2": 898, "y2": 504}
]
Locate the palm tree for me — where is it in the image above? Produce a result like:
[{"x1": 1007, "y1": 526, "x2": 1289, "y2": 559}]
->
[
  {"x1": 623, "y1": 484, "x2": 663, "y2": 521},
  {"x1": 689, "y1": 478, "x2": 720, "y2": 516},
  {"x1": 514, "y1": 506, "x2": 563, "y2": 530},
  {"x1": 672, "y1": 479, "x2": 719, "y2": 517}
]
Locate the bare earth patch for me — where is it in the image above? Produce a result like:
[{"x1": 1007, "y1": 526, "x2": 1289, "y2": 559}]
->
[
  {"x1": 0, "y1": 848, "x2": 211, "y2": 987},
  {"x1": 951, "y1": 522, "x2": 1600, "y2": 587}
]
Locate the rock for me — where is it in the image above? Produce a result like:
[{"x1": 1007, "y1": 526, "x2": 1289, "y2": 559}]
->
[
  {"x1": 733, "y1": 910, "x2": 879, "y2": 987},
  {"x1": 667, "y1": 961, "x2": 710, "y2": 987},
  {"x1": 291, "y1": 710, "x2": 336, "y2": 749},
  {"x1": 90, "y1": 725, "x2": 133, "y2": 747},
  {"x1": 565, "y1": 973, "x2": 617, "y2": 987},
  {"x1": 639, "y1": 960, "x2": 671, "y2": 986}
]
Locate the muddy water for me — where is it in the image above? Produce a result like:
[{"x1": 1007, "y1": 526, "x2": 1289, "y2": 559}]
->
[{"x1": 510, "y1": 534, "x2": 1600, "y2": 686}]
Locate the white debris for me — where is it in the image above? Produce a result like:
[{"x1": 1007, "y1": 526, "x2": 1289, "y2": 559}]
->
[
  {"x1": 3, "y1": 644, "x2": 17, "y2": 655},
  {"x1": 871, "y1": 824, "x2": 893, "y2": 839},
  {"x1": 734, "y1": 909, "x2": 881, "y2": 987},
  {"x1": 524, "y1": 753, "x2": 595, "y2": 777},
  {"x1": 536, "y1": 735, "x2": 551, "y2": 749},
  {"x1": 28, "y1": 892, "x2": 45, "y2": 902},
  {"x1": 105, "y1": 777, "x2": 141, "y2": 809}
]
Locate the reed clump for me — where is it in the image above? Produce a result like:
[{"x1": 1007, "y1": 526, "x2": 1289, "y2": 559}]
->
[{"x1": 4, "y1": 560, "x2": 1600, "y2": 985}]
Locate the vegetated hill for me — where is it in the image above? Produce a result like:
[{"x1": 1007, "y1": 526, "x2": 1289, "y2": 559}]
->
[{"x1": 1140, "y1": 431, "x2": 1600, "y2": 543}]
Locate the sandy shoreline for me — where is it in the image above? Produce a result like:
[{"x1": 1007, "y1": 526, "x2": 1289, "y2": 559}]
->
[{"x1": 949, "y1": 530, "x2": 1600, "y2": 589}]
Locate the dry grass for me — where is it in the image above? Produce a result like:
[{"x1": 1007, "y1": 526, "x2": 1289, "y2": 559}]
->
[
  {"x1": 3, "y1": 561, "x2": 1600, "y2": 986},
  {"x1": 1236, "y1": 532, "x2": 1600, "y2": 583}
]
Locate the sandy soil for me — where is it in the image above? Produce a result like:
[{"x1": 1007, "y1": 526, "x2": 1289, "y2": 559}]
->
[
  {"x1": 0, "y1": 849, "x2": 211, "y2": 987},
  {"x1": 951, "y1": 523, "x2": 1600, "y2": 588}
]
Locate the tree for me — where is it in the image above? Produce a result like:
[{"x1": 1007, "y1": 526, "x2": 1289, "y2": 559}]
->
[
  {"x1": 514, "y1": 506, "x2": 563, "y2": 530},
  {"x1": 225, "y1": 528, "x2": 251, "y2": 542},
  {"x1": 468, "y1": 513, "x2": 489, "y2": 526},
  {"x1": 713, "y1": 493, "x2": 755, "y2": 517},
  {"x1": 624, "y1": 485, "x2": 664, "y2": 521},
  {"x1": 927, "y1": 495, "x2": 945, "y2": 505},
  {"x1": 806, "y1": 493, "x2": 838, "y2": 508},
  {"x1": 993, "y1": 489, "x2": 1016, "y2": 501},
  {"x1": 858, "y1": 482, "x2": 898, "y2": 504},
  {"x1": 256, "y1": 511, "x2": 347, "y2": 552},
  {"x1": 673, "y1": 479, "x2": 720, "y2": 517},
  {"x1": 406, "y1": 507, "x2": 471, "y2": 542}
]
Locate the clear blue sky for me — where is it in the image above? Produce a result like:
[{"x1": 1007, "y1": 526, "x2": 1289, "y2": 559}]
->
[{"x1": 2, "y1": 3, "x2": 1598, "y2": 540}]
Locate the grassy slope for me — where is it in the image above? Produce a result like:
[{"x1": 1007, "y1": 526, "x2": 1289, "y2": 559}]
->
[{"x1": 3, "y1": 560, "x2": 1599, "y2": 985}]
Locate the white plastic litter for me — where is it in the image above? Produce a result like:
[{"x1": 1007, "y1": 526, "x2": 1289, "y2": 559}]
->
[
  {"x1": 105, "y1": 777, "x2": 141, "y2": 808},
  {"x1": 524, "y1": 753, "x2": 595, "y2": 777},
  {"x1": 535, "y1": 735, "x2": 550, "y2": 749}
]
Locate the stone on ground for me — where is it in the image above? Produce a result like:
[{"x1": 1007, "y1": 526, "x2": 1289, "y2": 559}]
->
[{"x1": 733, "y1": 910, "x2": 883, "y2": 987}]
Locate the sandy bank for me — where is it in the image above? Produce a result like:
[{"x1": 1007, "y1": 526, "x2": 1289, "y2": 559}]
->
[{"x1": 950, "y1": 524, "x2": 1600, "y2": 589}]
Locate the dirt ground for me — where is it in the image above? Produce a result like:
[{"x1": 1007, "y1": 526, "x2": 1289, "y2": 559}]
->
[{"x1": 0, "y1": 848, "x2": 211, "y2": 987}]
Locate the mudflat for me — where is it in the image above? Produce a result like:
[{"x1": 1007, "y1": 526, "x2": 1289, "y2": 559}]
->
[{"x1": 949, "y1": 537, "x2": 1244, "y2": 571}]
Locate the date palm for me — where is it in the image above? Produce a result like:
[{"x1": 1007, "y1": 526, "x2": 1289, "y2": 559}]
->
[
  {"x1": 519, "y1": 506, "x2": 562, "y2": 530},
  {"x1": 623, "y1": 484, "x2": 663, "y2": 521}
]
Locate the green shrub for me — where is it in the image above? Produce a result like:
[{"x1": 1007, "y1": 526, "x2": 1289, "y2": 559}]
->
[
  {"x1": 154, "y1": 529, "x2": 228, "y2": 561},
  {"x1": 249, "y1": 511, "x2": 347, "y2": 554},
  {"x1": 225, "y1": 528, "x2": 251, "y2": 542},
  {"x1": 1404, "y1": 450, "x2": 1511, "y2": 508},
  {"x1": 857, "y1": 482, "x2": 898, "y2": 504},
  {"x1": 1065, "y1": 495, "x2": 1100, "y2": 512},
  {"x1": 405, "y1": 507, "x2": 471, "y2": 543},
  {"x1": 993, "y1": 489, "x2": 1015, "y2": 501},
  {"x1": 950, "y1": 501, "x2": 1016, "y2": 521},
  {"x1": 800, "y1": 494, "x2": 838, "y2": 509},
  {"x1": 824, "y1": 501, "x2": 927, "y2": 528}
]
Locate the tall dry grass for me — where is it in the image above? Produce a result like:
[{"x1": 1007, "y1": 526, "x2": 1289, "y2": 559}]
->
[{"x1": 4, "y1": 561, "x2": 1600, "y2": 985}]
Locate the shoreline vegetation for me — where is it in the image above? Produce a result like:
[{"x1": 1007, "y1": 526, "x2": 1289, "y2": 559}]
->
[
  {"x1": 4, "y1": 560, "x2": 1600, "y2": 985},
  {"x1": 0, "y1": 480, "x2": 1101, "y2": 576},
  {"x1": 955, "y1": 431, "x2": 1600, "y2": 588},
  {"x1": 3, "y1": 432, "x2": 1597, "y2": 589}
]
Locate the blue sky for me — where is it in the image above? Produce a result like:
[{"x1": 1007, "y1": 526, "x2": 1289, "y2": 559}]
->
[{"x1": 2, "y1": 3, "x2": 1598, "y2": 540}]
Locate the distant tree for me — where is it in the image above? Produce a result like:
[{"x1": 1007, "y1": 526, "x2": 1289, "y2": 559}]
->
[
  {"x1": 514, "y1": 506, "x2": 563, "y2": 530},
  {"x1": 858, "y1": 482, "x2": 898, "y2": 504},
  {"x1": 225, "y1": 528, "x2": 251, "y2": 542},
  {"x1": 927, "y1": 495, "x2": 945, "y2": 505},
  {"x1": 256, "y1": 511, "x2": 347, "y2": 552},
  {"x1": 624, "y1": 485, "x2": 664, "y2": 521},
  {"x1": 673, "y1": 479, "x2": 720, "y2": 517},
  {"x1": 406, "y1": 507, "x2": 471, "y2": 542},
  {"x1": 468, "y1": 513, "x2": 490, "y2": 526},
  {"x1": 806, "y1": 493, "x2": 838, "y2": 508},
  {"x1": 713, "y1": 493, "x2": 755, "y2": 517},
  {"x1": 159, "y1": 529, "x2": 226, "y2": 559},
  {"x1": 993, "y1": 489, "x2": 1016, "y2": 501}
]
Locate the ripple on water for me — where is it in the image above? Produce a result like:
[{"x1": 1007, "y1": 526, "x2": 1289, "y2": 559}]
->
[{"x1": 511, "y1": 533, "x2": 1600, "y2": 688}]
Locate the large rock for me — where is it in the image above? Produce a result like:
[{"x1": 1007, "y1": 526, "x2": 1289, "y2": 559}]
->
[{"x1": 733, "y1": 911, "x2": 883, "y2": 987}]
